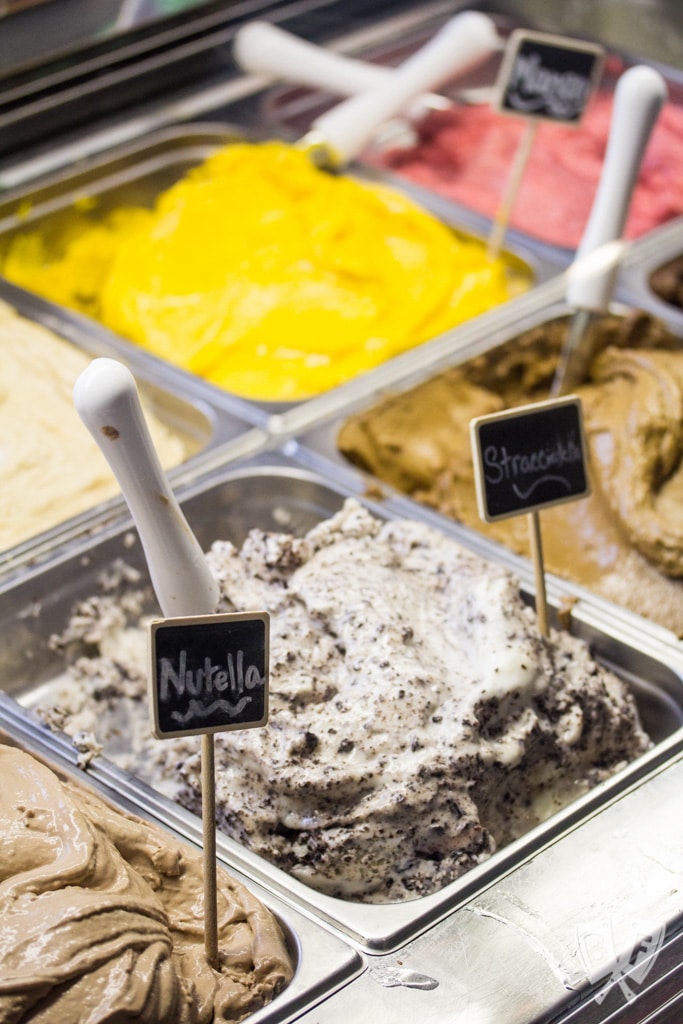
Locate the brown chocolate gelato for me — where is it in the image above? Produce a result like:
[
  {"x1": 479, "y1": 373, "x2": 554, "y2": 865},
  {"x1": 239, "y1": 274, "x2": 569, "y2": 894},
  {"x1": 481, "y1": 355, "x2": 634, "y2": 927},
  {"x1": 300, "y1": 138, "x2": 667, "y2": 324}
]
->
[
  {"x1": 0, "y1": 742, "x2": 293, "y2": 1023},
  {"x1": 650, "y1": 253, "x2": 683, "y2": 312}
]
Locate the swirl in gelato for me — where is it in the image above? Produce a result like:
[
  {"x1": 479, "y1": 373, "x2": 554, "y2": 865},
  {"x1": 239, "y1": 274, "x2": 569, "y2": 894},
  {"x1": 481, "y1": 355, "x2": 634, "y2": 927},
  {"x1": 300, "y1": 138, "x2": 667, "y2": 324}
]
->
[{"x1": 0, "y1": 742, "x2": 293, "y2": 1023}]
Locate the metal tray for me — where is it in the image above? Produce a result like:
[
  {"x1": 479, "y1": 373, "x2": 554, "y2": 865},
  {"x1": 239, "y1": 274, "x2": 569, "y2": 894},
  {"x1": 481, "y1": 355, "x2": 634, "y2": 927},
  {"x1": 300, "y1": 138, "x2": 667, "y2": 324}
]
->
[
  {"x1": 0, "y1": 708, "x2": 363, "y2": 1024},
  {"x1": 254, "y1": 6, "x2": 683, "y2": 268},
  {"x1": 285, "y1": 741, "x2": 683, "y2": 1023},
  {"x1": 287, "y1": 292, "x2": 683, "y2": 644},
  {"x1": 0, "y1": 122, "x2": 553, "y2": 414},
  {"x1": 2, "y1": 451, "x2": 683, "y2": 955},
  {"x1": 0, "y1": 274, "x2": 272, "y2": 579},
  {"x1": 618, "y1": 218, "x2": 683, "y2": 334}
]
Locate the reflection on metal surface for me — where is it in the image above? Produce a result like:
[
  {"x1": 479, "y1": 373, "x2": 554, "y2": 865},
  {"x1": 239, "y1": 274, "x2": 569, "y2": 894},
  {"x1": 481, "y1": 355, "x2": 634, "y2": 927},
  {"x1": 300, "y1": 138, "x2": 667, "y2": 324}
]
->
[
  {"x1": 576, "y1": 919, "x2": 667, "y2": 1007},
  {"x1": 369, "y1": 965, "x2": 439, "y2": 990},
  {"x1": 0, "y1": 0, "x2": 212, "y2": 68},
  {"x1": 468, "y1": 889, "x2": 582, "y2": 989},
  {"x1": 0, "y1": 0, "x2": 58, "y2": 12},
  {"x1": 113, "y1": 0, "x2": 208, "y2": 31}
]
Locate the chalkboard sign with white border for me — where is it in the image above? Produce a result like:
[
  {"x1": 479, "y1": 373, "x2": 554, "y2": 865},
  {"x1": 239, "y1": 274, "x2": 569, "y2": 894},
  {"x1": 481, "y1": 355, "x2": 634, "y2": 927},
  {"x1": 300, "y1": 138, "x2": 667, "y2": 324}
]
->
[
  {"x1": 470, "y1": 396, "x2": 590, "y2": 523},
  {"x1": 148, "y1": 611, "x2": 269, "y2": 739},
  {"x1": 495, "y1": 29, "x2": 604, "y2": 124}
]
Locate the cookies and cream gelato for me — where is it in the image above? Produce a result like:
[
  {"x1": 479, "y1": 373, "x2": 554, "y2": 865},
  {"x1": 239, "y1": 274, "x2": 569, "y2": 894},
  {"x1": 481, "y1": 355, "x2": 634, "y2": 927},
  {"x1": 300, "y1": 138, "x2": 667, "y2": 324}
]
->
[
  {"x1": 0, "y1": 742, "x2": 293, "y2": 1023},
  {"x1": 33, "y1": 500, "x2": 650, "y2": 903}
]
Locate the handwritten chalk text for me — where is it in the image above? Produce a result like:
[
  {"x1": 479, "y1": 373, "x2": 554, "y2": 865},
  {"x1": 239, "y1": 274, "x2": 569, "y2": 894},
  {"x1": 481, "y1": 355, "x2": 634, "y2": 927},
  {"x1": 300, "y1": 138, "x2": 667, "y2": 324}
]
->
[
  {"x1": 483, "y1": 432, "x2": 582, "y2": 496},
  {"x1": 160, "y1": 650, "x2": 263, "y2": 704}
]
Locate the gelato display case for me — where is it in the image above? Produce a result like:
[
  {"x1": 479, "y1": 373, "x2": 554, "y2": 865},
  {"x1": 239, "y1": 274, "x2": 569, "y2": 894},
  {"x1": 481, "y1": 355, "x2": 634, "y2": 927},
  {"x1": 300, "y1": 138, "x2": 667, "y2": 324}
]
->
[
  {"x1": 2, "y1": 0, "x2": 683, "y2": 1022},
  {"x1": 2, "y1": 450, "x2": 683, "y2": 1021}
]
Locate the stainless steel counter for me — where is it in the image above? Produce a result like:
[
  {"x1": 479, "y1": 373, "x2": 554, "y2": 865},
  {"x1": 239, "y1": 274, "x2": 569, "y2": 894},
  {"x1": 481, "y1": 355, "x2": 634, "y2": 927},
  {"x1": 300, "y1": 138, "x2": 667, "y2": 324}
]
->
[{"x1": 290, "y1": 748, "x2": 683, "y2": 1023}]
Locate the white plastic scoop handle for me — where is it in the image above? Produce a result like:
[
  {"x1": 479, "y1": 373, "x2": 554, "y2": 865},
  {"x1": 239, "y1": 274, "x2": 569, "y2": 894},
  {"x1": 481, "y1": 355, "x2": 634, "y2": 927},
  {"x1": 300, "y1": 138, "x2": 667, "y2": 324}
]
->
[
  {"x1": 234, "y1": 20, "x2": 387, "y2": 95},
  {"x1": 301, "y1": 11, "x2": 499, "y2": 168},
  {"x1": 566, "y1": 64, "x2": 666, "y2": 312},
  {"x1": 73, "y1": 358, "x2": 219, "y2": 619}
]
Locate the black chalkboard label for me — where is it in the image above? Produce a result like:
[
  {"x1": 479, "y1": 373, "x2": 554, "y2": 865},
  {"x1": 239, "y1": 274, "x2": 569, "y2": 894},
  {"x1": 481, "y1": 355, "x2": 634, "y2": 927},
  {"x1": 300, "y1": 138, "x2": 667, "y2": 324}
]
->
[
  {"x1": 470, "y1": 396, "x2": 591, "y2": 522},
  {"x1": 495, "y1": 29, "x2": 604, "y2": 124},
  {"x1": 148, "y1": 611, "x2": 269, "y2": 739}
]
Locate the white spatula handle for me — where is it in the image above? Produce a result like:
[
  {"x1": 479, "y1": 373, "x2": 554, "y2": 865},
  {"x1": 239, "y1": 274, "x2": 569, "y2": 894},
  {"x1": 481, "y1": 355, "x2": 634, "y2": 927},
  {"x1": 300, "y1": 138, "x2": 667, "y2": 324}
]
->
[
  {"x1": 234, "y1": 20, "x2": 386, "y2": 95},
  {"x1": 74, "y1": 358, "x2": 219, "y2": 619},
  {"x1": 567, "y1": 64, "x2": 666, "y2": 311},
  {"x1": 309, "y1": 11, "x2": 499, "y2": 167}
]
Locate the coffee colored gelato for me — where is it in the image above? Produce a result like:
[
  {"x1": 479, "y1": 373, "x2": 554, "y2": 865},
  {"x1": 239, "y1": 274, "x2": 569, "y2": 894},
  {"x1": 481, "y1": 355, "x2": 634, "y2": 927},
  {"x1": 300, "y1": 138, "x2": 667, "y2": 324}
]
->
[
  {"x1": 0, "y1": 742, "x2": 293, "y2": 1023},
  {"x1": 1, "y1": 298, "x2": 190, "y2": 551},
  {"x1": 650, "y1": 252, "x2": 683, "y2": 312},
  {"x1": 32, "y1": 500, "x2": 649, "y2": 904},
  {"x1": 338, "y1": 310, "x2": 683, "y2": 634}
]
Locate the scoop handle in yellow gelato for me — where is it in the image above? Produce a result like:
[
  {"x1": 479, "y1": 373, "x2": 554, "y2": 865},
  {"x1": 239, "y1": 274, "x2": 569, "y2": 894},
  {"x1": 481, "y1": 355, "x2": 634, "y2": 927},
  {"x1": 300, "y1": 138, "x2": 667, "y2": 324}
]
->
[
  {"x1": 73, "y1": 357, "x2": 218, "y2": 618},
  {"x1": 301, "y1": 11, "x2": 500, "y2": 168}
]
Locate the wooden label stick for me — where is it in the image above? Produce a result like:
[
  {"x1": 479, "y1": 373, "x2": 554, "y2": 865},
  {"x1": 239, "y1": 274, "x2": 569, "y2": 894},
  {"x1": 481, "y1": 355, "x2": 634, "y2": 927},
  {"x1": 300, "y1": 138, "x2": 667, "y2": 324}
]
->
[
  {"x1": 470, "y1": 395, "x2": 590, "y2": 634},
  {"x1": 487, "y1": 119, "x2": 537, "y2": 261},
  {"x1": 528, "y1": 508, "x2": 549, "y2": 637},
  {"x1": 489, "y1": 29, "x2": 604, "y2": 258},
  {"x1": 148, "y1": 610, "x2": 270, "y2": 969},
  {"x1": 202, "y1": 733, "x2": 219, "y2": 969}
]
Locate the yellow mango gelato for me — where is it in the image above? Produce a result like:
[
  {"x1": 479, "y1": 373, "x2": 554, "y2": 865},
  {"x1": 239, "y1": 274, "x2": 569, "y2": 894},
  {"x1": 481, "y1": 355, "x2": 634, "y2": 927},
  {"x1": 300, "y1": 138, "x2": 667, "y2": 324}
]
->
[{"x1": 1, "y1": 142, "x2": 529, "y2": 401}]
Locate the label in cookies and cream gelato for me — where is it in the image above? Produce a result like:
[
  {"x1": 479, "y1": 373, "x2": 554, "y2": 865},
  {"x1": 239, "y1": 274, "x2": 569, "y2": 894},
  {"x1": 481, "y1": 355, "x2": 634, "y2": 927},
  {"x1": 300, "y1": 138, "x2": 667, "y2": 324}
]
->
[{"x1": 149, "y1": 612, "x2": 269, "y2": 738}]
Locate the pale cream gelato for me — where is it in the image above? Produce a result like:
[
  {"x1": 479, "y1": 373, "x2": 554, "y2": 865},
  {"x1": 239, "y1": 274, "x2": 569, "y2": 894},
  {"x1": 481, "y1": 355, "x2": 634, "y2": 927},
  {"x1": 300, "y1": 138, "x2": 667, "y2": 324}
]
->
[{"x1": 0, "y1": 299, "x2": 190, "y2": 551}]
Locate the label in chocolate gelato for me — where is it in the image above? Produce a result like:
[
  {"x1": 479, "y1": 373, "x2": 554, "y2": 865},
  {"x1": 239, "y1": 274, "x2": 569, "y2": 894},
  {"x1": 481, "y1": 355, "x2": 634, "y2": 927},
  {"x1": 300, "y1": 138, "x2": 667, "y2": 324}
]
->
[
  {"x1": 148, "y1": 611, "x2": 269, "y2": 738},
  {"x1": 495, "y1": 29, "x2": 604, "y2": 123},
  {"x1": 471, "y1": 396, "x2": 590, "y2": 521}
]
